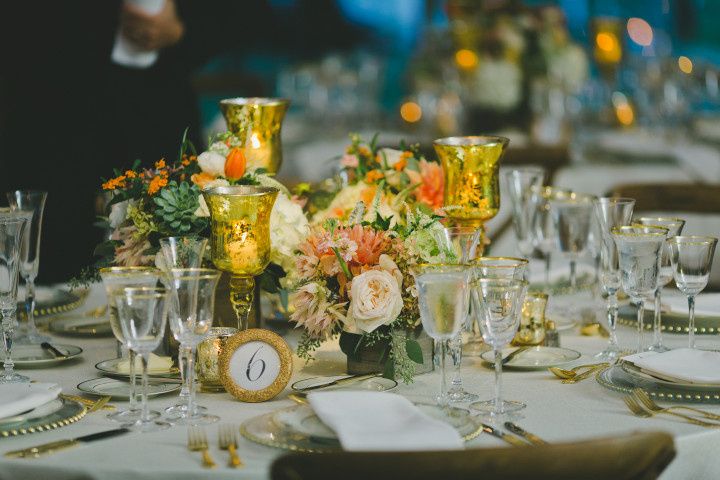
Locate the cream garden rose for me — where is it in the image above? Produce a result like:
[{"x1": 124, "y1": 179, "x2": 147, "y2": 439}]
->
[
  {"x1": 197, "y1": 151, "x2": 226, "y2": 177},
  {"x1": 345, "y1": 268, "x2": 403, "y2": 333}
]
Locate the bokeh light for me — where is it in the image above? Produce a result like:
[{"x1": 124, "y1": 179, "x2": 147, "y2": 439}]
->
[
  {"x1": 455, "y1": 49, "x2": 479, "y2": 70},
  {"x1": 678, "y1": 56, "x2": 693, "y2": 74},
  {"x1": 400, "y1": 102, "x2": 422, "y2": 123},
  {"x1": 627, "y1": 18, "x2": 653, "y2": 46}
]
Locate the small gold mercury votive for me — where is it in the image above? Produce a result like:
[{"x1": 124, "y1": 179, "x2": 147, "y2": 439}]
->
[
  {"x1": 197, "y1": 327, "x2": 238, "y2": 392},
  {"x1": 512, "y1": 292, "x2": 549, "y2": 346}
]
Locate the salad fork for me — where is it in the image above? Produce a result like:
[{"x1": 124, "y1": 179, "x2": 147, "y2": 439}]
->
[
  {"x1": 218, "y1": 425, "x2": 243, "y2": 468},
  {"x1": 623, "y1": 395, "x2": 720, "y2": 427},
  {"x1": 632, "y1": 388, "x2": 720, "y2": 421},
  {"x1": 187, "y1": 427, "x2": 216, "y2": 468}
]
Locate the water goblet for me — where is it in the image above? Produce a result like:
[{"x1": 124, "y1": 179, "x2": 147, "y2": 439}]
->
[
  {"x1": 531, "y1": 187, "x2": 572, "y2": 288},
  {"x1": 549, "y1": 193, "x2": 596, "y2": 289},
  {"x1": 99, "y1": 267, "x2": 160, "y2": 422},
  {"x1": 114, "y1": 287, "x2": 171, "y2": 432},
  {"x1": 163, "y1": 268, "x2": 221, "y2": 425},
  {"x1": 611, "y1": 226, "x2": 668, "y2": 353},
  {"x1": 503, "y1": 167, "x2": 545, "y2": 257},
  {"x1": 7, "y1": 191, "x2": 49, "y2": 344},
  {"x1": 0, "y1": 213, "x2": 29, "y2": 383},
  {"x1": 634, "y1": 217, "x2": 685, "y2": 352},
  {"x1": 474, "y1": 257, "x2": 529, "y2": 280},
  {"x1": 667, "y1": 236, "x2": 718, "y2": 349},
  {"x1": 412, "y1": 264, "x2": 471, "y2": 407},
  {"x1": 469, "y1": 277, "x2": 527, "y2": 415},
  {"x1": 593, "y1": 197, "x2": 635, "y2": 360}
]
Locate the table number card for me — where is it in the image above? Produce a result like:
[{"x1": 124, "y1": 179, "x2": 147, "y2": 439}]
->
[{"x1": 219, "y1": 329, "x2": 293, "y2": 402}]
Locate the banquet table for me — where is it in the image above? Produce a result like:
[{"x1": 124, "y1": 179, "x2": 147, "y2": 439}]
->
[{"x1": 1, "y1": 284, "x2": 720, "y2": 480}]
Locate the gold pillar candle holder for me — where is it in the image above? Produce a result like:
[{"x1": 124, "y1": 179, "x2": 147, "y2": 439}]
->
[
  {"x1": 220, "y1": 98, "x2": 290, "y2": 175},
  {"x1": 197, "y1": 327, "x2": 238, "y2": 392},
  {"x1": 203, "y1": 185, "x2": 278, "y2": 331},
  {"x1": 434, "y1": 136, "x2": 508, "y2": 242},
  {"x1": 513, "y1": 292, "x2": 549, "y2": 346}
]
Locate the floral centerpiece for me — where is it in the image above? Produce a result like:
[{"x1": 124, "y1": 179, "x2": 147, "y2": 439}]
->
[
  {"x1": 85, "y1": 131, "x2": 308, "y2": 295},
  {"x1": 290, "y1": 203, "x2": 454, "y2": 383}
]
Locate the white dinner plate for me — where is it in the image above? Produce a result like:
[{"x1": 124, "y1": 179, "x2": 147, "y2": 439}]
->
[
  {"x1": 0, "y1": 398, "x2": 64, "y2": 427},
  {"x1": 77, "y1": 378, "x2": 181, "y2": 399},
  {"x1": 620, "y1": 361, "x2": 720, "y2": 391},
  {"x1": 12, "y1": 344, "x2": 83, "y2": 368},
  {"x1": 95, "y1": 358, "x2": 179, "y2": 378},
  {"x1": 481, "y1": 346, "x2": 581, "y2": 370},
  {"x1": 291, "y1": 375, "x2": 397, "y2": 393}
]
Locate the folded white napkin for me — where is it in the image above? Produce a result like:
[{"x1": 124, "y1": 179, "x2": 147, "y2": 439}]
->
[
  {"x1": 307, "y1": 391, "x2": 463, "y2": 451},
  {"x1": 655, "y1": 293, "x2": 720, "y2": 317},
  {"x1": 623, "y1": 348, "x2": 720, "y2": 385},
  {"x1": 0, "y1": 383, "x2": 61, "y2": 419},
  {"x1": 116, "y1": 353, "x2": 173, "y2": 374}
]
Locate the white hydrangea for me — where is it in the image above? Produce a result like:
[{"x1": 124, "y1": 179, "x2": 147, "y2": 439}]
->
[{"x1": 270, "y1": 192, "x2": 309, "y2": 280}]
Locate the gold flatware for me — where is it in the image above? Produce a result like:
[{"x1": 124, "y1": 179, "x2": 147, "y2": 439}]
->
[
  {"x1": 500, "y1": 347, "x2": 530, "y2": 366},
  {"x1": 218, "y1": 425, "x2": 243, "y2": 468},
  {"x1": 5, "y1": 428, "x2": 129, "y2": 458},
  {"x1": 560, "y1": 364, "x2": 610, "y2": 384},
  {"x1": 295, "y1": 373, "x2": 382, "y2": 392},
  {"x1": 59, "y1": 394, "x2": 115, "y2": 411},
  {"x1": 480, "y1": 423, "x2": 527, "y2": 447},
  {"x1": 580, "y1": 322, "x2": 610, "y2": 338},
  {"x1": 504, "y1": 422, "x2": 548, "y2": 445},
  {"x1": 188, "y1": 427, "x2": 216, "y2": 468},
  {"x1": 88, "y1": 396, "x2": 112, "y2": 413},
  {"x1": 288, "y1": 392, "x2": 308, "y2": 404},
  {"x1": 623, "y1": 395, "x2": 720, "y2": 427},
  {"x1": 84, "y1": 305, "x2": 108, "y2": 318},
  {"x1": 549, "y1": 363, "x2": 609, "y2": 380},
  {"x1": 632, "y1": 388, "x2": 720, "y2": 421}
]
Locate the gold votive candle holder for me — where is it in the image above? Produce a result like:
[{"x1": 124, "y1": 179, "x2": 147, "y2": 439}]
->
[
  {"x1": 512, "y1": 292, "x2": 548, "y2": 346},
  {"x1": 197, "y1": 327, "x2": 238, "y2": 392}
]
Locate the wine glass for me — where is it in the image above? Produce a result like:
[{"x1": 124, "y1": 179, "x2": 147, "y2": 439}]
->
[
  {"x1": 99, "y1": 267, "x2": 160, "y2": 422},
  {"x1": 593, "y1": 197, "x2": 635, "y2": 360},
  {"x1": 634, "y1": 217, "x2": 685, "y2": 352},
  {"x1": 163, "y1": 268, "x2": 221, "y2": 425},
  {"x1": 503, "y1": 167, "x2": 545, "y2": 257},
  {"x1": 114, "y1": 287, "x2": 170, "y2": 432},
  {"x1": 469, "y1": 277, "x2": 527, "y2": 415},
  {"x1": 7, "y1": 191, "x2": 49, "y2": 344},
  {"x1": 159, "y1": 236, "x2": 208, "y2": 418},
  {"x1": 611, "y1": 226, "x2": 668, "y2": 353},
  {"x1": 412, "y1": 264, "x2": 471, "y2": 407},
  {"x1": 531, "y1": 187, "x2": 571, "y2": 288},
  {"x1": 474, "y1": 257, "x2": 529, "y2": 280},
  {"x1": 433, "y1": 226, "x2": 480, "y2": 402},
  {"x1": 549, "y1": 193, "x2": 595, "y2": 289},
  {"x1": 667, "y1": 236, "x2": 718, "y2": 349},
  {"x1": 0, "y1": 213, "x2": 29, "y2": 383}
]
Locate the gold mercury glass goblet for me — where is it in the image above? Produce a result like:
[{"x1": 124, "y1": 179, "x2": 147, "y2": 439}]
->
[
  {"x1": 433, "y1": 136, "x2": 509, "y2": 252},
  {"x1": 202, "y1": 185, "x2": 278, "y2": 331}
]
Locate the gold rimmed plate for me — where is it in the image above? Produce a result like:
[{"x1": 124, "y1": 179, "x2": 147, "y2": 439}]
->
[
  {"x1": 619, "y1": 361, "x2": 720, "y2": 391},
  {"x1": 291, "y1": 375, "x2": 397, "y2": 393},
  {"x1": 481, "y1": 346, "x2": 581, "y2": 370},
  {"x1": 95, "y1": 358, "x2": 179, "y2": 379},
  {"x1": 13, "y1": 344, "x2": 83, "y2": 368},
  {"x1": 49, "y1": 315, "x2": 113, "y2": 337},
  {"x1": 0, "y1": 398, "x2": 86, "y2": 437},
  {"x1": 77, "y1": 377, "x2": 181, "y2": 399}
]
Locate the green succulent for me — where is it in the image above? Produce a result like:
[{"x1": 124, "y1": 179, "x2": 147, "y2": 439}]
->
[{"x1": 153, "y1": 181, "x2": 207, "y2": 234}]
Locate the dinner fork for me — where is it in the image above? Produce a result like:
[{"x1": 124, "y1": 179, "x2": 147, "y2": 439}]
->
[
  {"x1": 218, "y1": 425, "x2": 243, "y2": 468},
  {"x1": 187, "y1": 427, "x2": 216, "y2": 468},
  {"x1": 632, "y1": 388, "x2": 720, "y2": 421},
  {"x1": 623, "y1": 395, "x2": 720, "y2": 427}
]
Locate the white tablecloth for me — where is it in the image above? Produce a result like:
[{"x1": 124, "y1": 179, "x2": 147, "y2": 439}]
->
[{"x1": 1, "y1": 284, "x2": 719, "y2": 480}]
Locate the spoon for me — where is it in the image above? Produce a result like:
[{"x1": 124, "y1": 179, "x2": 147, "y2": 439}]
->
[{"x1": 549, "y1": 362, "x2": 609, "y2": 379}]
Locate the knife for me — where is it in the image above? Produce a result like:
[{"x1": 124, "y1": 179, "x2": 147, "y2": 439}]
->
[
  {"x1": 41, "y1": 342, "x2": 68, "y2": 359},
  {"x1": 501, "y1": 347, "x2": 530, "y2": 366},
  {"x1": 504, "y1": 422, "x2": 548, "y2": 445},
  {"x1": 5, "y1": 428, "x2": 130, "y2": 458},
  {"x1": 296, "y1": 373, "x2": 381, "y2": 392},
  {"x1": 480, "y1": 423, "x2": 528, "y2": 447}
]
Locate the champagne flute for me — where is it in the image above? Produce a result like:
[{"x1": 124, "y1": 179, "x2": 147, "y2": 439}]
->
[
  {"x1": 114, "y1": 287, "x2": 170, "y2": 432},
  {"x1": 0, "y1": 213, "x2": 29, "y2": 383},
  {"x1": 7, "y1": 191, "x2": 49, "y2": 344},
  {"x1": 549, "y1": 193, "x2": 595, "y2": 289},
  {"x1": 470, "y1": 277, "x2": 527, "y2": 415},
  {"x1": 163, "y1": 268, "x2": 221, "y2": 425},
  {"x1": 503, "y1": 167, "x2": 545, "y2": 257},
  {"x1": 593, "y1": 197, "x2": 635, "y2": 360},
  {"x1": 99, "y1": 267, "x2": 160, "y2": 422},
  {"x1": 667, "y1": 236, "x2": 718, "y2": 349},
  {"x1": 634, "y1": 217, "x2": 685, "y2": 352},
  {"x1": 611, "y1": 226, "x2": 668, "y2": 353},
  {"x1": 412, "y1": 264, "x2": 471, "y2": 407}
]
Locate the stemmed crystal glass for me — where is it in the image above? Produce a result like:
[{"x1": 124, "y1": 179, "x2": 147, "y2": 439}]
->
[
  {"x1": 667, "y1": 236, "x2": 718, "y2": 349},
  {"x1": 474, "y1": 257, "x2": 529, "y2": 280},
  {"x1": 470, "y1": 277, "x2": 527, "y2": 415},
  {"x1": 0, "y1": 213, "x2": 29, "y2": 383},
  {"x1": 163, "y1": 268, "x2": 221, "y2": 425},
  {"x1": 503, "y1": 167, "x2": 545, "y2": 257},
  {"x1": 114, "y1": 287, "x2": 170, "y2": 432},
  {"x1": 7, "y1": 191, "x2": 49, "y2": 344},
  {"x1": 434, "y1": 226, "x2": 480, "y2": 402},
  {"x1": 412, "y1": 264, "x2": 471, "y2": 407},
  {"x1": 549, "y1": 193, "x2": 595, "y2": 289},
  {"x1": 158, "y1": 236, "x2": 208, "y2": 418},
  {"x1": 611, "y1": 226, "x2": 668, "y2": 353},
  {"x1": 531, "y1": 187, "x2": 571, "y2": 288},
  {"x1": 593, "y1": 197, "x2": 635, "y2": 360},
  {"x1": 635, "y1": 217, "x2": 685, "y2": 352},
  {"x1": 99, "y1": 267, "x2": 160, "y2": 422}
]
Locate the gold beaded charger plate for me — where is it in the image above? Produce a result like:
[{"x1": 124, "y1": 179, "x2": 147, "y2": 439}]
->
[
  {"x1": 618, "y1": 305, "x2": 720, "y2": 334},
  {"x1": 240, "y1": 403, "x2": 482, "y2": 453},
  {"x1": 0, "y1": 398, "x2": 86, "y2": 437},
  {"x1": 13, "y1": 344, "x2": 83, "y2": 368},
  {"x1": 95, "y1": 358, "x2": 180, "y2": 379},
  {"x1": 291, "y1": 375, "x2": 397, "y2": 393},
  {"x1": 619, "y1": 361, "x2": 720, "y2": 391},
  {"x1": 49, "y1": 314, "x2": 113, "y2": 337},
  {"x1": 77, "y1": 377, "x2": 180, "y2": 400},
  {"x1": 596, "y1": 365, "x2": 720, "y2": 404},
  {"x1": 18, "y1": 286, "x2": 89, "y2": 321},
  {"x1": 480, "y1": 346, "x2": 581, "y2": 370}
]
